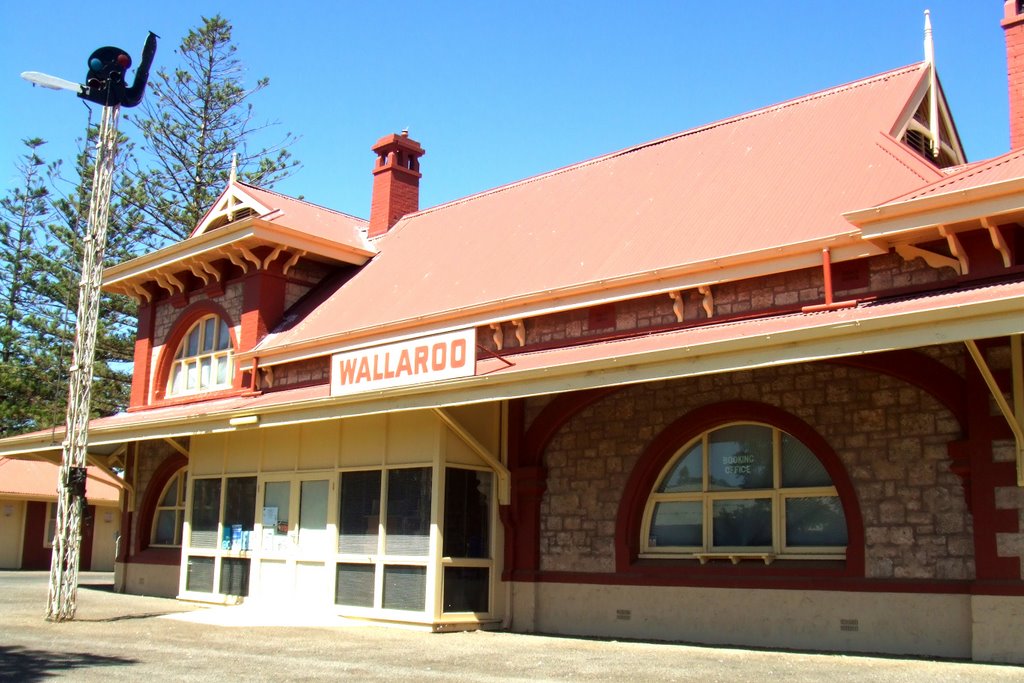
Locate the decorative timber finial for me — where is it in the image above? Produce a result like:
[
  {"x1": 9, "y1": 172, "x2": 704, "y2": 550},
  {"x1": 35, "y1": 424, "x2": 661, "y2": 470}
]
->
[{"x1": 230, "y1": 152, "x2": 238, "y2": 184}]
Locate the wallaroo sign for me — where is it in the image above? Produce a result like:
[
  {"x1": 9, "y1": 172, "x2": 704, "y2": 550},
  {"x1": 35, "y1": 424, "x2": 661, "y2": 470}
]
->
[{"x1": 330, "y1": 328, "x2": 477, "y2": 397}]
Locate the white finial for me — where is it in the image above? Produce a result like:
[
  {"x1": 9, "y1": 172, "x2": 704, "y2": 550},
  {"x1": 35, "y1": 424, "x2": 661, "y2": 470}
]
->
[
  {"x1": 924, "y1": 10, "x2": 934, "y2": 64},
  {"x1": 229, "y1": 152, "x2": 238, "y2": 184},
  {"x1": 924, "y1": 10, "x2": 940, "y2": 158}
]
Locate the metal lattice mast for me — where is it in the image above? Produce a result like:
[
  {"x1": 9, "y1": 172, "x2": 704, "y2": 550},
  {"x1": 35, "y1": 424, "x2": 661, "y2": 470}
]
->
[{"x1": 46, "y1": 103, "x2": 121, "y2": 622}]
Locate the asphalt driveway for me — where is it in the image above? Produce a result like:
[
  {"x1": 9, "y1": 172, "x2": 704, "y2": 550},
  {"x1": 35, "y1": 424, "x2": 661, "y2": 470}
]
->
[{"x1": 0, "y1": 571, "x2": 1021, "y2": 682}]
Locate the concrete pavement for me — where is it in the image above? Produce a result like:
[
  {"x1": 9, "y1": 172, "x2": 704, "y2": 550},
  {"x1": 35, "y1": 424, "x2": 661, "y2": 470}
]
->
[{"x1": 0, "y1": 571, "x2": 1021, "y2": 682}]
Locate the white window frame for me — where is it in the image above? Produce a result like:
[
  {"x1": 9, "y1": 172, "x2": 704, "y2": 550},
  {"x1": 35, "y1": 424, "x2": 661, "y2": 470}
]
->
[
  {"x1": 151, "y1": 468, "x2": 187, "y2": 547},
  {"x1": 640, "y1": 422, "x2": 847, "y2": 561},
  {"x1": 168, "y1": 314, "x2": 234, "y2": 396}
]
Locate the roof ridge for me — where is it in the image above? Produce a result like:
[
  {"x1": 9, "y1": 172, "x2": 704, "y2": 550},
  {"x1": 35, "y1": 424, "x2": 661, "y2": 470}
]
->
[
  {"x1": 391, "y1": 62, "x2": 926, "y2": 228},
  {"x1": 237, "y1": 181, "x2": 368, "y2": 224}
]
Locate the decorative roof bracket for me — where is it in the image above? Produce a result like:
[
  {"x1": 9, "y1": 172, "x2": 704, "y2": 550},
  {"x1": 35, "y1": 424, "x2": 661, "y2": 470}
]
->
[
  {"x1": 982, "y1": 218, "x2": 1013, "y2": 268},
  {"x1": 668, "y1": 291, "x2": 684, "y2": 322},
  {"x1": 895, "y1": 243, "x2": 961, "y2": 274},
  {"x1": 939, "y1": 226, "x2": 970, "y2": 274},
  {"x1": 698, "y1": 286, "x2": 714, "y2": 318}
]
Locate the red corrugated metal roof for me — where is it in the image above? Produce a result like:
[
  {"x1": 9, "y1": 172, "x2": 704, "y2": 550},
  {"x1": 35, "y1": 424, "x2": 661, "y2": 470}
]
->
[
  {"x1": 879, "y1": 147, "x2": 1024, "y2": 203},
  {"x1": 0, "y1": 458, "x2": 121, "y2": 503},
  {"x1": 190, "y1": 181, "x2": 370, "y2": 251},
  {"x1": 256, "y1": 63, "x2": 944, "y2": 355}
]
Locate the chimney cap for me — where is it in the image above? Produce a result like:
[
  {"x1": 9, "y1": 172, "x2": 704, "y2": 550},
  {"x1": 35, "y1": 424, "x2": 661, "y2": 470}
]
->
[{"x1": 372, "y1": 131, "x2": 425, "y2": 155}]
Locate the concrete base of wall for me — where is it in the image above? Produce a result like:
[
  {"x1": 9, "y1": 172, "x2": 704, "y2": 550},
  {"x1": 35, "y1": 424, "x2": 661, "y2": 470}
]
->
[
  {"x1": 117, "y1": 561, "x2": 180, "y2": 598},
  {"x1": 512, "y1": 582, "x2": 978, "y2": 661},
  {"x1": 971, "y1": 595, "x2": 1024, "y2": 664}
]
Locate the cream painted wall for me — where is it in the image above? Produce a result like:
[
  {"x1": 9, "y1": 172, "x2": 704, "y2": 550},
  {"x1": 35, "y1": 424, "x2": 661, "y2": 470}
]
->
[
  {"x1": 514, "y1": 582, "x2": 973, "y2": 660},
  {"x1": 0, "y1": 498, "x2": 25, "y2": 568},
  {"x1": 90, "y1": 504, "x2": 120, "y2": 571},
  {"x1": 120, "y1": 561, "x2": 181, "y2": 598},
  {"x1": 971, "y1": 595, "x2": 1024, "y2": 664}
]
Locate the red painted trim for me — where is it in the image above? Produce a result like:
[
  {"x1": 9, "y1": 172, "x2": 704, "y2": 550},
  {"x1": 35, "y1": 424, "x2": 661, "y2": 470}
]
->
[
  {"x1": 129, "y1": 302, "x2": 155, "y2": 409},
  {"x1": 152, "y1": 300, "x2": 239, "y2": 403},
  {"x1": 21, "y1": 501, "x2": 50, "y2": 570},
  {"x1": 135, "y1": 387, "x2": 249, "y2": 412},
  {"x1": 614, "y1": 400, "x2": 865, "y2": 577},
  {"x1": 830, "y1": 350, "x2": 967, "y2": 430},
  {"x1": 505, "y1": 387, "x2": 622, "y2": 576},
  {"x1": 135, "y1": 453, "x2": 188, "y2": 555},
  {"x1": 522, "y1": 570, "x2": 1024, "y2": 596},
  {"x1": 239, "y1": 271, "x2": 287, "y2": 353},
  {"x1": 130, "y1": 548, "x2": 182, "y2": 566}
]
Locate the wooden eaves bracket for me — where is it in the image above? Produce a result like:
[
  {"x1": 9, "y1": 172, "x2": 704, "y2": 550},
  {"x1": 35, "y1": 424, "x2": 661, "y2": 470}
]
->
[{"x1": 965, "y1": 336, "x2": 1024, "y2": 486}]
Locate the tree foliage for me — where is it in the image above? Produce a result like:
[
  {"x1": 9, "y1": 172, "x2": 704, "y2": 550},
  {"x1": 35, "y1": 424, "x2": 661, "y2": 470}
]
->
[
  {"x1": 130, "y1": 14, "x2": 300, "y2": 243},
  {"x1": 0, "y1": 15, "x2": 300, "y2": 437}
]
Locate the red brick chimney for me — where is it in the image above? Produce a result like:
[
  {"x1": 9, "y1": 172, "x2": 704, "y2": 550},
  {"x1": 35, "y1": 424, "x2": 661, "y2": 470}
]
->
[
  {"x1": 1004, "y1": 1, "x2": 1024, "y2": 149},
  {"x1": 368, "y1": 131, "x2": 425, "y2": 238}
]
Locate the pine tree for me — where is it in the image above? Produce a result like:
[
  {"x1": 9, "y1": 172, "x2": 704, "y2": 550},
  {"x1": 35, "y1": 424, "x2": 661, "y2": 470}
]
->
[
  {"x1": 129, "y1": 14, "x2": 300, "y2": 244},
  {"x1": 43, "y1": 122, "x2": 141, "y2": 423},
  {"x1": 0, "y1": 139, "x2": 63, "y2": 435}
]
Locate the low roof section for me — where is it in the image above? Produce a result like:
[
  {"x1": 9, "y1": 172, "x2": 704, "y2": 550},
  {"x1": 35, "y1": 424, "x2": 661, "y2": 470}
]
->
[
  {"x1": 0, "y1": 457, "x2": 122, "y2": 504},
  {"x1": 250, "y1": 62, "x2": 948, "y2": 365}
]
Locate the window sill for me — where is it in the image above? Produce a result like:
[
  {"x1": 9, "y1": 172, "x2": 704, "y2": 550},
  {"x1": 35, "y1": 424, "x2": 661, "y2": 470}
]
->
[{"x1": 695, "y1": 552, "x2": 775, "y2": 565}]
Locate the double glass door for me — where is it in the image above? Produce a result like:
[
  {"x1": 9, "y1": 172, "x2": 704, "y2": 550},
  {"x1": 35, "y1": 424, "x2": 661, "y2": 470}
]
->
[{"x1": 255, "y1": 475, "x2": 332, "y2": 605}]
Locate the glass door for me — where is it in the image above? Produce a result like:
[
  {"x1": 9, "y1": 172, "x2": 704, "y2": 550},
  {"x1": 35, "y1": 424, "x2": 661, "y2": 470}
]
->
[{"x1": 255, "y1": 474, "x2": 333, "y2": 606}]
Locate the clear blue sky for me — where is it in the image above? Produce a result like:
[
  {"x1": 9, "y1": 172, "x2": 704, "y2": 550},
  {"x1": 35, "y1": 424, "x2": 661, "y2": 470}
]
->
[{"x1": 0, "y1": 1, "x2": 1012, "y2": 219}]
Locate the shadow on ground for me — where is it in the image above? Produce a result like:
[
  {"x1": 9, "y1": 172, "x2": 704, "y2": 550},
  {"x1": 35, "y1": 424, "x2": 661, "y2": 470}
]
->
[{"x1": 0, "y1": 645, "x2": 136, "y2": 682}]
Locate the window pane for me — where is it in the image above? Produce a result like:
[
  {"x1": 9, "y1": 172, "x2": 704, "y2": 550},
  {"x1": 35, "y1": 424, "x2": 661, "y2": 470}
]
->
[
  {"x1": 186, "y1": 326, "x2": 200, "y2": 356},
  {"x1": 335, "y1": 563, "x2": 375, "y2": 607},
  {"x1": 708, "y1": 425, "x2": 773, "y2": 491},
  {"x1": 263, "y1": 481, "x2": 290, "y2": 535},
  {"x1": 382, "y1": 565, "x2": 426, "y2": 611},
  {"x1": 339, "y1": 470, "x2": 382, "y2": 554},
  {"x1": 649, "y1": 501, "x2": 702, "y2": 548},
  {"x1": 160, "y1": 476, "x2": 179, "y2": 506},
  {"x1": 170, "y1": 364, "x2": 183, "y2": 394},
  {"x1": 443, "y1": 468, "x2": 491, "y2": 558},
  {"x1": 186, "y1": 556, "x2": 215, "y2": 593},
  {"x1": 385, "y1": 468, "x2": 431, "y2": 556},
  {"x1": 298, "y1": 479, "x2": 329, "y2": 551},
  {"x1": 786, "y1": 496, "x2": 847, "y2": 547},
  {"x1": 658, "y1": 442, "x2": 703, "y2": 493},
  {"x1": 217, "y1": 319, "x2": 231, "y2": 350},
  {"x1": 781, "y1": 433, "x2": 832, "y2": 487},
  {"x1": 215, "y1": 356, "x2": 229, "y2": 385},
  {"x1": 443, "y1": 566, "x2": 489, "y2": 613},
  {"x1": 712, "y1": 498, "x2": 772, "y2": 547},
  {"x1": 223, "y1": 477, "x2": 256, "y2": 551},
  {"x1": 190, "y1": 479, "x2": 222, "y2": 548},
  {"x1": 186, "y1": 361, "x2": 198, "y2": 391},
  {"x1": 200, "y1": 357, "x2": 212, "y2": 388},
  {"x1": 202, "y1": 317, "x2": 215, "y2": 352},
  {"x1": 154, "y1": 510, "x2": 178, "y2": 545}
]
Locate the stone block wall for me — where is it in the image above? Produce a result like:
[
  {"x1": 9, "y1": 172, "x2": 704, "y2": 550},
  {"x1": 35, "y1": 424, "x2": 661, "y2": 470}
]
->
[
  {"x1": 153, "y1": 282, "x2": 245, "y2": 345},
  {"x1": 530, "y1": 345, "x2": 974, "y2": 580}
]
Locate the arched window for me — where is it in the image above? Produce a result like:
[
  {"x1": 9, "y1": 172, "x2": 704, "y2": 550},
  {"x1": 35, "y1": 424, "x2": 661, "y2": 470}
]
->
[
  {"x1": 642, "y1": 422, "x2": 847, "y2": 560},
  {"x1": 168, "y1": 315, "x2": 233, "y2": 396},
  {"x1": 151, "y1": 468, "x2": 187, "y2": 547}
]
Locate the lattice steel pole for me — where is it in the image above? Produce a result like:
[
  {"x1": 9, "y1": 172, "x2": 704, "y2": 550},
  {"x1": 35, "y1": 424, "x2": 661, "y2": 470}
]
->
[{"x1": 46, "y1": 103, "x2": 120, "y2": 622}]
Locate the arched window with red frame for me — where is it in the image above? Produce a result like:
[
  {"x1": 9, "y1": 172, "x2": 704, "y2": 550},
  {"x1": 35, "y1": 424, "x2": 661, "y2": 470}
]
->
[{"x1": 168, "y1": 314, "x2": 233, "y2": 396}]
